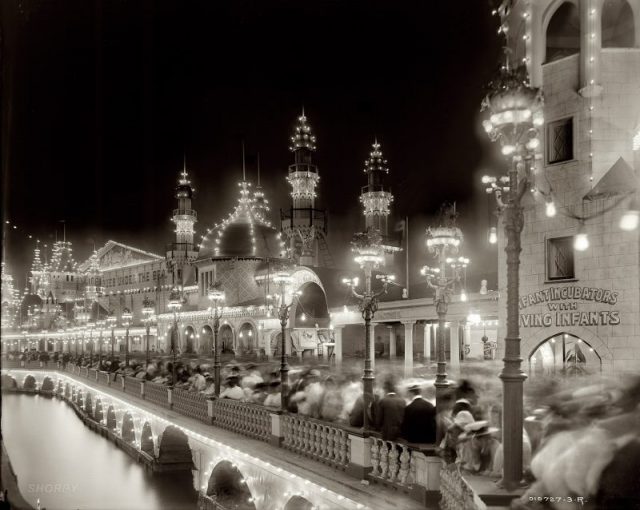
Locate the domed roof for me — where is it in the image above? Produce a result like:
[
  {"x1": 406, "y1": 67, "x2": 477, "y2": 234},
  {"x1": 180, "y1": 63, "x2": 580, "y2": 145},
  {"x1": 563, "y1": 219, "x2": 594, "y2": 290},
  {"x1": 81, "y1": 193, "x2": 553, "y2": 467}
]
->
[{"x1": 199, "y1": 180, "x2": 286, "y2": 259}]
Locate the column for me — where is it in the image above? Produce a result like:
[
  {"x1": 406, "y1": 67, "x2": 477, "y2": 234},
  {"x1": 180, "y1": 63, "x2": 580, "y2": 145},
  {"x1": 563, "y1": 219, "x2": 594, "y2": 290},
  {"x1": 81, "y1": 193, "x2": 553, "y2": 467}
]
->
[
  {"x1": 463, "y1": 323, "x2": 471, "y2": 360},
  {"x1": 450, "y1": 322, "x2": 460, "y2": 373},
  {"x1": 423, "y1": 323, "x2": 431, "y2": 363},
  {"x1": 403, "y1": 321, "x2": 414, "y2": 377},
  {"x1": 388, "y1": 326, "x2": 396, "y2": 359},
  {"x1": 369, "y1": 325, "x2": 375, "y2": 371},
  {"x1": 334, "y1": 326, "x2": 343, "y2": 367}
]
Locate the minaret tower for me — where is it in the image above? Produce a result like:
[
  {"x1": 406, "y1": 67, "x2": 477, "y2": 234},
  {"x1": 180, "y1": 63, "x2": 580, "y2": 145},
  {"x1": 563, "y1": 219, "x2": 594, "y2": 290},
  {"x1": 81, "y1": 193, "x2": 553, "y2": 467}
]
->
[
  {"x1": 166, "y1": 161, "x2": 199, "y2": 286},
  {"x1": 29, "y1": 240, "x2": 44, "y2": 295},
  {"x1": 281, "y1": 110, "x2": 332, "y2": 267},
  {"x1": 360, "y1": 139, "x2": 394, "y2": 237}
]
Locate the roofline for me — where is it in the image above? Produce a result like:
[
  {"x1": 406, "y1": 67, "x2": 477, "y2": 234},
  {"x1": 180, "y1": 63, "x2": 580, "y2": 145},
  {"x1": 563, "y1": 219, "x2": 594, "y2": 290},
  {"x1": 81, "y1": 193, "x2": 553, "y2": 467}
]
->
[{"x1": 78, "y1": 240, "x2": 164, "y2": 271}]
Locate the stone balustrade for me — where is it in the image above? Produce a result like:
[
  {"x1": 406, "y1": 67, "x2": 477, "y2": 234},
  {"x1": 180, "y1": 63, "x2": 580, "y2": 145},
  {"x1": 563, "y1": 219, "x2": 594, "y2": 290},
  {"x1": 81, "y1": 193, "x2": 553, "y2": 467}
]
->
[
  {"x1": 171, "y1": 387, "x2": 211, "y2": 424},
  {"x1": 88, "y1": 368, "x2": 98, "y2": 381},
  {"x1": 81, "y1": 367, "x2": 89, "y2": 378},
  {"x1": 281, "y1": 414, "x2": 351, "y2": 470},
  {"x1": 208, "y1": 399, "x2": 271, "y2": 441},
  {"x1": 439, "y1": 464, "x2": 485, "y2": 510}
]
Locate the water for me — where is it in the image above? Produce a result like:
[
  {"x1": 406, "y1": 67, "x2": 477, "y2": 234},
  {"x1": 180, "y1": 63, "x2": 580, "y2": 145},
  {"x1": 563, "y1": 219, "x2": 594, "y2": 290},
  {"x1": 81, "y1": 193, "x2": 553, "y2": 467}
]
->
[{"x1": 2, "y1": 393, "x2": 197, "y2": 510}]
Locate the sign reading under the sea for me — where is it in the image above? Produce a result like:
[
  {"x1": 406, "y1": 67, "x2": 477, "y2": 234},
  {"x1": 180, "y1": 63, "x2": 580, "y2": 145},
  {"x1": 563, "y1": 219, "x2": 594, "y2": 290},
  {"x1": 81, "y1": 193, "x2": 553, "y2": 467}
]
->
[{"x1": 519, "y1": 286, "x2": 620, "y2": 327}]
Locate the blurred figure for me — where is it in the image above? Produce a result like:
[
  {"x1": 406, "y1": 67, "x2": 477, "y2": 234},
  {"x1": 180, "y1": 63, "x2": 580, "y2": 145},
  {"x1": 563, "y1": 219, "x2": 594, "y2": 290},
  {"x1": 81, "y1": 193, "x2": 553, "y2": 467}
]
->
[
  {"x1": 375, "y1": 376, "x2": 405, "y2": 441},
  {"x1": 401, "y1": 384, "x2": 436, "y2": 443},
  {"x1": 219, "y1": 375, "x2": 243, "y2": 400},
  {"x1": 263, "y1": 381, "x2": 281, "y2": 409}
]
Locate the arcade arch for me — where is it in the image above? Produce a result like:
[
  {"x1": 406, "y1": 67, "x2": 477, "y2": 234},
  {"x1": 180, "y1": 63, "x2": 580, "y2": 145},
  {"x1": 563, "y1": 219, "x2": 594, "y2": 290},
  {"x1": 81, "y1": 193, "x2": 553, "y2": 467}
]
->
[{"x1": 528, "y1": 332, "x2": 603, "y2": 376}]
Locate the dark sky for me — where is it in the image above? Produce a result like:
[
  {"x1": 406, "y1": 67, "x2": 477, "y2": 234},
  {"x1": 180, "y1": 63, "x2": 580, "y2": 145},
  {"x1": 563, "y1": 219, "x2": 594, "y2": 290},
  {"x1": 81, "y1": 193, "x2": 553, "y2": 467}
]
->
[{"x1": 1, "y1": 0, "x2": 504, "y2": 292}]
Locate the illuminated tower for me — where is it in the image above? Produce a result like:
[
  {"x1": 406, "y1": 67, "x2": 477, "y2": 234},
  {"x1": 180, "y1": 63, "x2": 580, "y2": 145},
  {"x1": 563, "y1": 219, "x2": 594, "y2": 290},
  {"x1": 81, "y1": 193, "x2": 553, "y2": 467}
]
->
[
  {"x1": 360, "y1": 139, "x2": 399, "y2": 259},
  {"x1": 29, "y1": 240, "x2": 45, "y2": 296},
  {"x1": 280, "y1": 110, "x2": 332, "y2": 267},
  {"x1": 84, "y1": 250, "x2": 103, "y2": 302},
  {"x1": 166, "y1": 162, "x2": 199, "y2": 286}
]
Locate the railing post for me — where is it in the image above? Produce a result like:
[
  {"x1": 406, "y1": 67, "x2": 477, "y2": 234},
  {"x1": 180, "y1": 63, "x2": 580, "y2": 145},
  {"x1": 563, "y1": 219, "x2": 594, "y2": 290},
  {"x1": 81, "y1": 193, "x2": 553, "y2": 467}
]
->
[
  {"x1": 346, "y1": 432, "x2": 372, "y2": 479},
  {"x1": 141, "y1": 381, "x2": 145, "y2": 399},
  {"x1": 121, "y1": 376, "x2": 126, "y2": 391},
  {"x1": 269, "y1": 411, "x2": 283, "y2": 447},
  {"x1": 411, "y1": 449, "x2": 442, "y2": 505},
  {"x1": 167, "y1": 388, "x2": 173, "y2": 409}
]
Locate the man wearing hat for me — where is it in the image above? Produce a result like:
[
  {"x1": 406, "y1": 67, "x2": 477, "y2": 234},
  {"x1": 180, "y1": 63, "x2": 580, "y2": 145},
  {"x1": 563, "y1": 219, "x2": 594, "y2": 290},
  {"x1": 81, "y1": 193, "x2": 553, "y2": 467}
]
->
[
  {"x1": 219, "y1": 375, "x2": 244, "y2": 400},
  {"x1": 401, "y1": 384, "x2": 437, "y2": 444}
]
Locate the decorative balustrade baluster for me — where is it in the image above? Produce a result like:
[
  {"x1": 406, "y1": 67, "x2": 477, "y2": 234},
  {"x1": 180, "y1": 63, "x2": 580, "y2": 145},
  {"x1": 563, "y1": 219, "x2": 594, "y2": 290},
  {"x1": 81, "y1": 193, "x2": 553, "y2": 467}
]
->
[
  {"x1": 370, "y1": 438, "x2": 381, "y2": 477},
  {"x1": 398, "y1": 445, "x2": 411, "y2": 485},
  {"x1": 387, "y1": 442, "x2": 399, "y2": 482},
  {"x1": 379, "y1": 440, "x2": 389, "y2": 480}
]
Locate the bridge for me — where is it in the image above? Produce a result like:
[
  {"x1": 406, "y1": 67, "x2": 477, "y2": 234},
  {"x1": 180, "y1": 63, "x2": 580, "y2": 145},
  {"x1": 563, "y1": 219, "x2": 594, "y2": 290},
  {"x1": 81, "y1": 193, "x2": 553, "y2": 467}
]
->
[{"x1": 1, "y1": 362, "x2": 463, "y2": 510}]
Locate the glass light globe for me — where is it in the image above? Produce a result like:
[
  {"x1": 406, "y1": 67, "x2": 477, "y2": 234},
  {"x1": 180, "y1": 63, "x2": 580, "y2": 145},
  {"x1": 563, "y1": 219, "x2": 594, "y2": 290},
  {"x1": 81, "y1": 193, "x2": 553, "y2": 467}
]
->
[
  {"x1": 488, "y1": 227, "x2": 498, "y2": 244},
  {"x1": 545, "y1": 200, "x2": 557, "y2": 218},
  {"x1": 620, "y1": 209, "x2": 639, "y2": 231},
  {"x1": 574, "y1": 232, "x2": 589, "y2": 251}
]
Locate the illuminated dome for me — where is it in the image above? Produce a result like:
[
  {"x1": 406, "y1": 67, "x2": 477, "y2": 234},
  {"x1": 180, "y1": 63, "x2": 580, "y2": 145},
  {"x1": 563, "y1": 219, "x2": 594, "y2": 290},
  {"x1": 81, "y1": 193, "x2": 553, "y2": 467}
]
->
[{"x1": 199, "y1": 180, "x2": 286, "y2": 259}]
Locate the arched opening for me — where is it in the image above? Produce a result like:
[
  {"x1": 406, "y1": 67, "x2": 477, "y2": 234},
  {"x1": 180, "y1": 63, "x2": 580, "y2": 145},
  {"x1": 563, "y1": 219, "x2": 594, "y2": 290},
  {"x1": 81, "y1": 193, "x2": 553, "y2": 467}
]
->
[
  {"x1": 40, "y1": 376, "x2": 54, "y2": 392},
  {"x1": 237, "y1": 323, "x2": 256, "y2": 354},
  {"x1": 121, "y1": 412, "x2": 136, "y2": 444},
  {"x1": 64, "y1": 383, "x2": 71, "y2": 398},
  {"x1": 206, "y1": 461, "x2": 256, "y2": 510},
  {"x1": 94, "y1": 399, "x2": 104, "y2": 422},
  {"x1": 201, "y1": 325, "x2": 213, "y2": 356},
  {"x1": 219, "y1": 324, "x2": 235, "y2": 354},
  {"x1": 528, "y1": 332, "x2": 602, "y2": 376},
  {"x1": 169, "y1": 325, "x2": 180, "y2": 355},
  {"x1": 106, "y1": 405, "x2": 117, "y2": 431},
  {"x1": 156, "y1": 425, "x2": 193, "y2": 468},
  {"x1": 1, "y1": 374, "x2": 17, "y2": 389},
  {"x1": 292, "y1": 282, "x2": 329, "y2": 328},
  {"x1": 545, "y1": 1, "x2": 580, "y2": 63},
  {"x1": 284, "y1": 496, "x2": 314, "y2": 510},
  {"x1": 76, "y1": 389, "x2": 84, "y2": 407},
  {"x1": 84, "y1": 392, "x2": 93, "y2": 415},
  {"x1": 602, "y1": 0, "x2": 636, "y2": 47},
  {"x1": 140, "y1": 422, "x2": 155, "y2": 456},
  {"x1": 23, "y1": 374, "x2": 36, "y2": 390},
  {"x1": 183, "y1": 326, "x2": 195, "y2": 354}
]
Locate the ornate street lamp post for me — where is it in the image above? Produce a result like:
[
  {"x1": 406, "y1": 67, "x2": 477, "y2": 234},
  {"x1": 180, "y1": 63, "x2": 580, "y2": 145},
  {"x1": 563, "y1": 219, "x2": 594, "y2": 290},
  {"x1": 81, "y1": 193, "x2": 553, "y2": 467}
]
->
[
  {"x1": 344, "y1": 228, "x2": 394, "y2": 431},
  {"x1": 207, "y1": 283, "x2": 225, "y2": 396},
  {"x1": 481, "y1": 63, "x2": 543, "y2": 489},
  {"x1": 167, "y1": 288, "x2": 183, "y2": 387},
  {"x1": 270, "y1": 271, "x2": 297, "y2": 410},
  {"x1": 122, "y1": 309, "x2": 133, "y2": 366},
  {"x1": 107, "y1": 312, "x2": 117, "y2": 363},
  {"x1": 422, "y1": 207, "x2": 467, "y2": 406},
  {"x1": 142, "y1": 297, "x2": 156, "y2": 368}
]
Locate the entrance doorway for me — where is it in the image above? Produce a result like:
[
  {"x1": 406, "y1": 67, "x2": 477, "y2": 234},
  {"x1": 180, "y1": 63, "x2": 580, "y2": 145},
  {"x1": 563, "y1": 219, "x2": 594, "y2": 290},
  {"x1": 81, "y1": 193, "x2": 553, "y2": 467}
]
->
[{"x1": 528, "y1": 332, "x2": 602, "y2": 376}]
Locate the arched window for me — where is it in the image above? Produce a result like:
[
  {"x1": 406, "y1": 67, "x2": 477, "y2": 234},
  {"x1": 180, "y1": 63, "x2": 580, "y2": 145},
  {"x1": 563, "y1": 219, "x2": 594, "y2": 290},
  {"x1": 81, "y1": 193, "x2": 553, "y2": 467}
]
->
[
  {"x1": 602, "y1": 0, "x2": 636, "y2": 48},
  {"x1": 546, "y1": 1, "x2": 580, "y2": 63}
]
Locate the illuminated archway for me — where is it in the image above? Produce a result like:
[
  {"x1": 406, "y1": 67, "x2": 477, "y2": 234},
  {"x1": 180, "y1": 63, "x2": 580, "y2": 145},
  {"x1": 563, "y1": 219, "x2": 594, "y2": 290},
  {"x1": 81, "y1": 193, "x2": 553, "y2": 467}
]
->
[
  {"x1": 183, "y1": 326, "x2": 195, "y2": 354},
  {"x1": 122, "y1": 412, "x2": 136, "y2": 444},
  {"x1": 201, "y1": 325, "x2": 214, "y2": 355},
  {"x1": 206, "y1": 461, "x2": 256, "y2": 510},
  {"x1": 140, "y1": 422, "x2": 155, "y2": 456},
  {"x1": 238, "y1": 323, "x2": 256, "y2": 354},
  {"x1": 219, "y1": 324, "x2": 235, "y2": 353},
  {"x1": 284, "y1": 496, "x2": 314, "y2": 510},
  {"x1": 528, "y1": 332, "x2": 602, "y2": 376},
  {"x1": 40, "y1": 376, "x2": 54, "y2": 392},
  {"x1": 64, "y1": 382, "x2": 71, "y2": 398},
  {"x1": 23, "y1": 374, "x2": 36, "y2": 390},
  {"x1": 94, "y1": 398, "x2": 104, "y2": 422},
  {"x1": 157, "y1": 425, "x2": 193, "y2": 467},
  {"x1": 545, "y1": 1, "x2": 580, "y2": 63},
  {"x1": 291, "y1": 282, "x2": 329, "y2": 329},
  {"x1": 1, "y1": 374, "x2": 17, "y2": 389},
  {"x1": 106, "y1": 405, "x2": 117, "y2": 431},
  {"x1": 84, "y1": 392, "x2": 93, "y2": 415}
]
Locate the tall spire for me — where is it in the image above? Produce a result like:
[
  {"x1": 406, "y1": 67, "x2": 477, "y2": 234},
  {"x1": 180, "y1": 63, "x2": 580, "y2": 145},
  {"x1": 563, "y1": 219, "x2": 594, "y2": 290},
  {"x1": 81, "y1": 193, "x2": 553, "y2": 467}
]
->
[
  {"x1": 289, "y1": 109, "x2": 317, "y2": 152},
  {"x1": 360, "y1": 138, "x2": 394, "y2": 237}
]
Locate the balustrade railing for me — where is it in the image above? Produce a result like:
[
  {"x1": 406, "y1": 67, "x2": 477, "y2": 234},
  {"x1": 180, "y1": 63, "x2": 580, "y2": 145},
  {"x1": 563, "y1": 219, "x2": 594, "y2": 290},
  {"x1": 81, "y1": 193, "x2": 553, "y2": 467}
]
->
[
  {"x1": 172, "y1": 387, "x2": 210, "y2": 424},
  {"x1": 89, "y1": 368, "x2": 98, "y2": 380},
  {"x1": 114, "y1": 374, "x2": 125, "y2": 389},
  {"x1": 281, "y1": 414, "x2": 350, "y2": 470},
  {"x1": 144, "y1": 382, "x2": 170, "y2": 407},
  {"x1": 124, "y1": 376, "x2": 143, "y2": 396},
  {"x1": 81, "y1": 367, "x2": 89, "y2": 378},
  {"x1": 439, "y1": 464, "x2": 484, "y2": 510},
  {"x1": 209, "y1": 399, "x2": 271, "y2": 441}
]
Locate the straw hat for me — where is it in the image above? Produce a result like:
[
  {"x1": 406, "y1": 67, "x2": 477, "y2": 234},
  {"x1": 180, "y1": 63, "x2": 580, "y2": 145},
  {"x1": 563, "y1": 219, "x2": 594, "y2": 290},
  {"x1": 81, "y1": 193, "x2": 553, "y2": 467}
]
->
[{"x1": 459, "y1": 420, "x2": 500, "y2": 440}]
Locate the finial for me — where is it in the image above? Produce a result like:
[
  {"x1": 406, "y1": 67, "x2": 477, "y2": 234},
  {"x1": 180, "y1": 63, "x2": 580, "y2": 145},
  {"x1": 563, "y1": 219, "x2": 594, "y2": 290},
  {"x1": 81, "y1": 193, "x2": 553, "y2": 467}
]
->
[
  {"x1": 301, "y1": 105, "x2": 305, "y2": 119},
  {"x1": 242, "y1": 141, "x2": 246, "y2": 181}
]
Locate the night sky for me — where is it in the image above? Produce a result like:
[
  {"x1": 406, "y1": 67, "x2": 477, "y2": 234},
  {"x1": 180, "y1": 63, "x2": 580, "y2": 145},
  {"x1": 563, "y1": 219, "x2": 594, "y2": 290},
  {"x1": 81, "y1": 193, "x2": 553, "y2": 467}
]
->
[{"x1": 1, "y1": 0, "x2": 504, "y2": 292}]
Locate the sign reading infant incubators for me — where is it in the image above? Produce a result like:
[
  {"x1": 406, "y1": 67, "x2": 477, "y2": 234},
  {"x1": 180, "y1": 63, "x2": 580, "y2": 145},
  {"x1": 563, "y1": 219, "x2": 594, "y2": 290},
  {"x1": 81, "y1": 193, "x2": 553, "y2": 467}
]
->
[{"x1": 519, "y1": 286, "x2": 620, "y2": 327}]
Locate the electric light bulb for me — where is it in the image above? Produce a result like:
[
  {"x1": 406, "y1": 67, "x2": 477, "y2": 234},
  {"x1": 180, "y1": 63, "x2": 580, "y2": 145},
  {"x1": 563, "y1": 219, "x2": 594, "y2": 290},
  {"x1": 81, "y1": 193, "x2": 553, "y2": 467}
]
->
[
  {"x1": 545, "y1": 199, "x2": 556, "y2": 218},
  {"x1": 501, "y1": 144, "x2": 515, "y2": 156},
  {"x1": 488, "y1": 227, "x2": 498, "y2": 244},
  {"x1": 574, "y1": 232, "x2": 589, "y2": 251},
  {"x1": 620, "y1": 201, "x2": 640, "y2": 231},
  {"x1": 460, "y1": 291, "x2": 468, "y2": 302}
]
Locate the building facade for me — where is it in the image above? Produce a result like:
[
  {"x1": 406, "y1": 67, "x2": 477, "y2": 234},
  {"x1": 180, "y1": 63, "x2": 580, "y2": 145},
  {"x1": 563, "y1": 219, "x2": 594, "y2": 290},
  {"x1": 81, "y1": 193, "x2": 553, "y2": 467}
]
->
[{"x1": 497, "y1": 0, "x2": 640, "y2": 375}]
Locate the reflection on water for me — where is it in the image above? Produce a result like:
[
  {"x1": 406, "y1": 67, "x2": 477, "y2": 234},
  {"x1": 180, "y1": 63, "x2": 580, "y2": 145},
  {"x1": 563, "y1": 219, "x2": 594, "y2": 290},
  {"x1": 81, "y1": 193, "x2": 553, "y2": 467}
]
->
[{"x1": 2, "y1": 393, "x2": 197, "y2": 510}]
